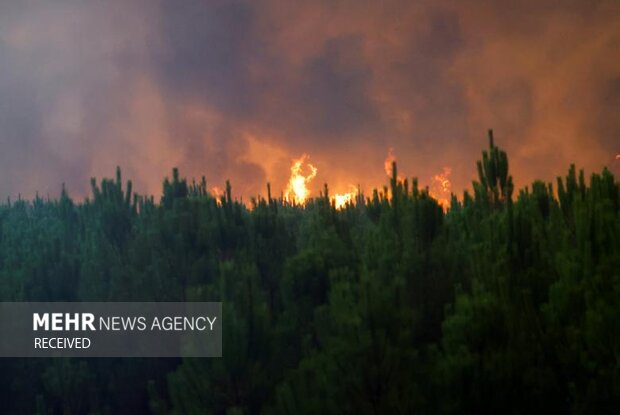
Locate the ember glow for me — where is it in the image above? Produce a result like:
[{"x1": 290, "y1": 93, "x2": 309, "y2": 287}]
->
[
  {"x1": 284, "y1": 154, "x2": 317, "y2": 205},
  {"x1": 434, "y1": 167, "x2": 452, "y2": 193},
  {"x1": 430, "y1": 167, "x2": 453, "y2": 210}
]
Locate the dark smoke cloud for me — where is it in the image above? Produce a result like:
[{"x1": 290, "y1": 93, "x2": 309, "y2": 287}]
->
[{"x1": 0, "y1": 0, "x2": 618, "y2": 201}]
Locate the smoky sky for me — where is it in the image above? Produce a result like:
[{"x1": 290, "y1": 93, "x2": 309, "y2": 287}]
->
[{"x1": 0, "y1": 0, "x2": 618, "y2": 201}]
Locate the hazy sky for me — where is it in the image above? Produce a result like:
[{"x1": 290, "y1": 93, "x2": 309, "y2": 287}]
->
[{"x1": 0, "y1": 0, "x2": 618, "y2": 201}]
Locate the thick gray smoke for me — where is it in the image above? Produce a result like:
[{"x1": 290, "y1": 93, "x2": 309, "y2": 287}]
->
[{"x1": 0, "y1": 0, "x2": 618, "y2": 200}]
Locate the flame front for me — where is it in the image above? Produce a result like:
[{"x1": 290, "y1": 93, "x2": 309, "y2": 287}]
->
[
  {"x1": 279, "y1": 149, "x2": 453, "y2": 210},
  {"x1": 285, "y1": 154, "x2": 317, "y2": 204},
  {"x1": 331, "y1": 185, "x2": 358, "y2": 209}
]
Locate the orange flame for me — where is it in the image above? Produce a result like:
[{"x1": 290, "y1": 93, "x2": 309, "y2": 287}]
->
[
  {"x1": 331, "y1": 185, "x2": 358, "y2": 209},
  {"x1": 285, "y1": 154, "x2": 317, "y2": 204},
  {"x1": 211, "y1": 186, "x2": 224, "y2": 206},
  {"x1": 384, "y1": 147, "x2": 405, "y2": 181},
  {"x1": 434, "y1": 167, "x2": 452, "y2": 193},
  {"x1": 430, "y1": 167, "x2": 452, "y2": 210},
  {"x1": 384, "y1": 147, "x2": 396, "y2": 177},
  {"x1": 616, "y1": 154, "x2": 620, "y2": 159}
]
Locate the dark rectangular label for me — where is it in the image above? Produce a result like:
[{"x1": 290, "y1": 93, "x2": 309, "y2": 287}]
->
[{"x1": 0, "y1": 302, "x2": 222, "y2": 357}]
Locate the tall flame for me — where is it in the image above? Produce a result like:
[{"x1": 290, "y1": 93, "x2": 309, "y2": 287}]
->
[
  {"x1": 430, "y1": 167, "x2": 452, "y2": 210},
  {"x1": 211, "y1": 186, "x2": 224, "y2": 206},
  {"x1": 278, "y1": 149, "x2": 455, "y2": 210},
  {"x1": 384, "y1": 147, "x2": 405, "y2": 181},
  {"x1": 384, "y1": 147, "x2": 397, "y2": 177},
  {"x1": 285, "y1": 154, "x2": 317, "y2": 204}
]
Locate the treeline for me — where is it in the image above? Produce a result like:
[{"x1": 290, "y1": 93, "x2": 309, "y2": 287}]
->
[{"x1": 0, "y1": 131, "x2": 618, "y2": 414}]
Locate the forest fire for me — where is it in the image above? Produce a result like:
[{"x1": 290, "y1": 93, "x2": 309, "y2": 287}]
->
[
  {"x1": 434, "y1": 167, "x2": 452, "y2": 193},
  {"x1": 284, "y1": 154, "x2": 317, "y2": 204},
  {"x1": 282, "y1": 150, "x2": 453, "y2": 210},
  {"x1": 331, "y1": 185, "x2": 358, "y2": 209},
  {"x1": 384, "y1": 148, "x2": 404, "y2": 181},
  {"x1": 211, "y1": 186, "x2": 224, "y2": 205},
  {"x1": 430, "y1": 167, "x2": 452, "y2": 210},
  {"x1": 283, "y1": 154, "x2": 357, "y2": 208},
  {"x1": 384, "y1": 148, "x2": 397, "y2": 177}
]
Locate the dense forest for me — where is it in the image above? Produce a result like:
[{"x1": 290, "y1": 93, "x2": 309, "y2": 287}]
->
[{"x1": 0, "y1": 131, "x2": 618, "y2": 414}]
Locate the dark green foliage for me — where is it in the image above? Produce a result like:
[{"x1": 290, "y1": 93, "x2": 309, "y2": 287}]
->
[
  {"x1": 0, "y1": 134, "x2": 617, "y2": 414},
  {"x1": 473, "y1": 129, "x2": 514, "y2": 209}
]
